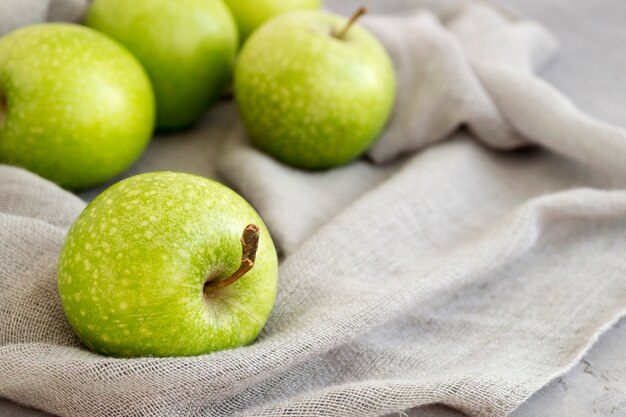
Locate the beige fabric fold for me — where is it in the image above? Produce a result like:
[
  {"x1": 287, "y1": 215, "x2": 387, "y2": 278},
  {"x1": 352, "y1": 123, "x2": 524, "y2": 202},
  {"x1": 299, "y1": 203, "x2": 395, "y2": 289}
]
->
[
  {"x1": 1, "y1": 2, "x2": 625, "y2": 417},
  {"x1": 0, "y1": 0, "x2": 86, "y2": 36}
]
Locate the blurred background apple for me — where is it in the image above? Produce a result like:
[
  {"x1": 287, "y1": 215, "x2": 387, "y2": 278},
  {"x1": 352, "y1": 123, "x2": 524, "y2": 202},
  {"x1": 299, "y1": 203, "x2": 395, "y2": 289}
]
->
[
  {"x1": 87, "y1": 0, "x2": 238, "y2": 130},
  {"x1": 234, "y1": 9, "x2": 395, "y2": 169},
  {"x1": 0, "y1": 24, "x2": 154, "y2": 190},
  {"x1": 224, "y1": 0, "x2": 321, "y2": 43}
]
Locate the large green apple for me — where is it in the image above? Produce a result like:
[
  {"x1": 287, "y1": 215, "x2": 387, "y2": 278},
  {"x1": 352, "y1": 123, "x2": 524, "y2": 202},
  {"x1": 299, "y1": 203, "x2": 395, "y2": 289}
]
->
[
  {"x1": 57, "y1": 172, "x2": 278, "y2": 357},
  {"x1": 234, "y1": 9, "x2": 396, "y2": 169},
  {"x1": 0, "y1": 24, "x2": 154, "y2": 190},
  {"x1": 224, "y1": 0, "x2": 321, "y2": 42},
  {"x1": 86, "y1": 0, "x2": 238, "y2": 130}
]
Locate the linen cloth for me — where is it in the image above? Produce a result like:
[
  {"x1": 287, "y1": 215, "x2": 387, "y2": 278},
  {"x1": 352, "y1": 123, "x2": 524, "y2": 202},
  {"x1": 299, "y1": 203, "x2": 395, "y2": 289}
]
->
[
  {"x1": 0, "y1": 0, "x2": 86, "y2": 35},
  {"x1": 1, "y1": 2, "x2": 626, "y2": 417}
]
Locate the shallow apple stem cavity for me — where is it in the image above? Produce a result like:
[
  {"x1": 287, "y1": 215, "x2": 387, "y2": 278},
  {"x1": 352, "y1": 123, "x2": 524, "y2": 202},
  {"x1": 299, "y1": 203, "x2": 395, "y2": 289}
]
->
[
  {"x1": 204, "y1": 224, "x2": 260, "y2": 293},
  {"x1": 333, "y1": 6, "x2": 368, "y2": 40}
]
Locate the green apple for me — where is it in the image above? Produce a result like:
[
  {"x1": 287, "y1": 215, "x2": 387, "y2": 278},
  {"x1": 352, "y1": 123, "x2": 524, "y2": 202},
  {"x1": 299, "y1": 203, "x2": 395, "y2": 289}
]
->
[
  {"x1": 57, "y1": 171, "x2": 278, "y2": 357},
  {"x1": 0, "y1": 24, "x2": 154, "y2": 190},
  {"x1": 234, "y1": 8, "x2": 396, "y2": 169},
  {"x1": 224, "y1": 0, "x2": 321, "y2": 42},
  {"x1": 86, "y1": 0, "x2": 238, "y2": 130}
]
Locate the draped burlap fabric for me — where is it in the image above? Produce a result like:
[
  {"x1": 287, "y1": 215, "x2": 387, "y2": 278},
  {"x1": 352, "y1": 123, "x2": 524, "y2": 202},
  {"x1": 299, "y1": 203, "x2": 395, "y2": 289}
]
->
[
  {"x1": 0, "y1": 0, "x2": 86, "y2": 36},
  {"x1": 1, "y1": 1, "x2": 625, "y2": 416}
]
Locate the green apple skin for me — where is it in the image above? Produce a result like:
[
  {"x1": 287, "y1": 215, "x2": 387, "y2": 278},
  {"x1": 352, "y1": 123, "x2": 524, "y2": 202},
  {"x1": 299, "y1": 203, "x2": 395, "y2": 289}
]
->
[
  {"x1": 86, "y1": 0, "x2": 238, "y2": 130},
  {"x1": 57, "y1": 172, "x2": 278, "y2": 358},
  {"x1": 234, "y1": 11, "x2": 396, "y2": 169},
  {"x1": 224, "y1": 0, "x2": 321, "y2": 42},
  {"x1": 0, "y1": 24, "x2": 154, "y2": 190}
]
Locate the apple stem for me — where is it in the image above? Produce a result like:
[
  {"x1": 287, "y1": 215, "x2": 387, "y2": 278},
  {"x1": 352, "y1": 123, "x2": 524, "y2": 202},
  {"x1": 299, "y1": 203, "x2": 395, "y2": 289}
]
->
[
  {"x1": 204, "y1": 224, "x2": 260, "y2": 292},
  {"x1": 333, "y1": 6, "x2": 368, "y2": 40},
  {"x1": 0, "y1": 96, "x2": 6, "y2": 126}
]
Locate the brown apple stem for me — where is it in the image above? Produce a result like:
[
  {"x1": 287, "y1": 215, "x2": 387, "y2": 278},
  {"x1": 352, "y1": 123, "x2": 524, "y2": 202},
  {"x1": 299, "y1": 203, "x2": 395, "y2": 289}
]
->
[
  {"x1": 0, "y1": 96, "x2": 7, "y2": 126},
  {"x1": 205, "y1": 224, "x2": 260, "y2": 292},
  {"x1": 333, "y1": 6, "x2": 368, "y2": 40}
]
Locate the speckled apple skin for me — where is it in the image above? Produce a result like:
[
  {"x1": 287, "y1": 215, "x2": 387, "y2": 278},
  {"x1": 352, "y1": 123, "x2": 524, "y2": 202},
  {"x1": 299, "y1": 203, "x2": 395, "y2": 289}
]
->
[
  {"x1": 234, "y1": 11, "x2": 396, "y2": 169},
  {"x1": 0, "y1": 24, "x2": 155, "y2": 190},
  {"x1": 224, "y1": 0, "x2": 320, "y2": 42},
  {"x1": 86, "y1": 0, "x2": 238, "y2": 130},
  {"x1": 57, "y1": 172, "x2": 278, "y2": 358}
]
